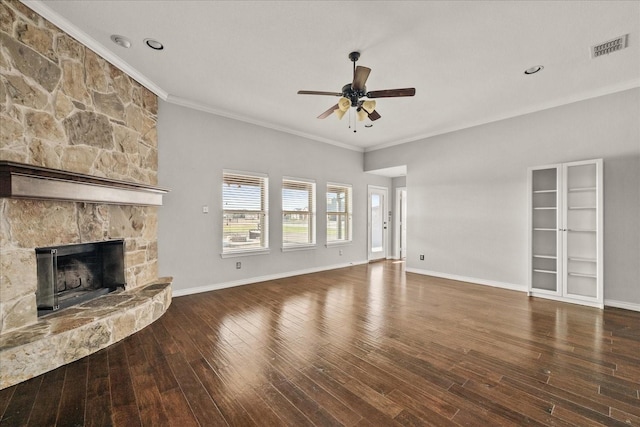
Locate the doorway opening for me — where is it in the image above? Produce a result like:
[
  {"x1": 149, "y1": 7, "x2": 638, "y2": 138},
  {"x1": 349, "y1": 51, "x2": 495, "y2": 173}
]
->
[{"x1": 368, "y1": 185, "x2": 388, "y2": 261}]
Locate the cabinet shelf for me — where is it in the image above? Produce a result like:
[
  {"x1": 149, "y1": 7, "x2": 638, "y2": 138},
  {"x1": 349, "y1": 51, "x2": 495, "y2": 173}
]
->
[
  {"x1": 533, "y1": 254, "x2": 557, "y2": 259},
  {"x1": 533, "y1": 228, "x2": 556, "y2": 231},
  {"x1": 568, "y1": 272, "x2": 596, "y2": 279},
  {"x1": 568, "y1": 257, "x2": 596, "y2": 263},
  {"x1": 533, "y1": 189, "x2": 557, "y2": 194},
  {"x1": 534, "y1": 207, "x2": 557, "y2": 210},
  {"x1": 533, "y1": 269, "x2": 556, "y2": 274},
  {"x1": 568, "y1": 228, "x2": 596, "y2": 233},
  {"x1": 569, "y1": 187, "x2": 596, "y2": 192},
  {"x1": 568, "y1": 206, "x2": 596, "y2": 210}
]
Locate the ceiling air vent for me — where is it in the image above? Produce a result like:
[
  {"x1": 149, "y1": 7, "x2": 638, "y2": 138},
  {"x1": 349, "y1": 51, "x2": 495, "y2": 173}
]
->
[{"x1": 591, "y1": 34, "x2": 629, "y2": 58}]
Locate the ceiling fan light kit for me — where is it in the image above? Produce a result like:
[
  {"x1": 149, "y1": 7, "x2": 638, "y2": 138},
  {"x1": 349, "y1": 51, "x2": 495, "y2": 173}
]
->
[{"x1": 297, "y1": 51, "x2": 416, "y2": 131}]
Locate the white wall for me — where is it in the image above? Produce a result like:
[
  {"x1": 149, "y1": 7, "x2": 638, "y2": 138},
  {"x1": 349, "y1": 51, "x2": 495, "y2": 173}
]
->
[
  {"x1": 157, "y1": 101, "x2": 391, "y2": 295},
  {"x1": 364, "y1": 88, "x2": 640, "y2": 307}
]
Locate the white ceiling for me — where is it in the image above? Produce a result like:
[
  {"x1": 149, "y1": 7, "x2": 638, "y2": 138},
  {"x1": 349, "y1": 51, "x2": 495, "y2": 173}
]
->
[{"x1": 25, "y1": 1, "x2": 640, "y2": 152}]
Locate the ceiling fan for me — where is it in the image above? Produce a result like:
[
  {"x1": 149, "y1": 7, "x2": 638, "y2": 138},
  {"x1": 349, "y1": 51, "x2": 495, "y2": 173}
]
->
[{"x1": 297, "y1": 51, "x2": 416, "y2": 126}]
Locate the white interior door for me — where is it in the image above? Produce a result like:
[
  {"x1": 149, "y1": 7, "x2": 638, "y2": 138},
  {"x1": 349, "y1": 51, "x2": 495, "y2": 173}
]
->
[{"x1": 368, "y1": 186, "x2": 388, "y2": 261}]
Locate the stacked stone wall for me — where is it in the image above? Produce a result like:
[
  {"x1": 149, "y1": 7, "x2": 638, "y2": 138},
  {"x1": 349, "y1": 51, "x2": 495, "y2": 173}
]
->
[{"x1": 0, "y1": 0, "x2": 159, "y2": 334}]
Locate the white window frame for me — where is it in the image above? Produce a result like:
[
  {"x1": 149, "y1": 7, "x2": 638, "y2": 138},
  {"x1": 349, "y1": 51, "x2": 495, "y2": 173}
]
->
[
  {"x1": 282, "y1": 177, "x2": 316, "y2": 251},
  {"x1": 326, "y1": 182, "x2": 352, "y2": 245},
  {"x1": 221, "y1": 170, "x2": 269, "y2": 257}
]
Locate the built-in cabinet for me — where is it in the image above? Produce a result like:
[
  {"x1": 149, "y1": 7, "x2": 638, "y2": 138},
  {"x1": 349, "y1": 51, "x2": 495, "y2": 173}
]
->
[{"x1": 528, "y1": 159, "x2": 603, "y2": 308}]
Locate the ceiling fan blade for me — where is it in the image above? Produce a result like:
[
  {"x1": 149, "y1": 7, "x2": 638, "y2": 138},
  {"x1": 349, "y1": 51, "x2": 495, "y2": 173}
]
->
[
  {"x1": 368, "y1": 110, "x2": 381, "y2": 121},
  {"x1": 317, "y1": 103, "x2": 340, "y2": 119},
  {"x1": 366, "y1": 88, "x2": 416, "y2": 98},
  {"x1": 352, "y1": 66, "x2": 371, "y2": 91},
  {"x1": 298, "y1": 90, "x2": 342, "y2": 96}
]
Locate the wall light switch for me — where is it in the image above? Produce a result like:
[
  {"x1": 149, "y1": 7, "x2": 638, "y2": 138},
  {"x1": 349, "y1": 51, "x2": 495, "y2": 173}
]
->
[{"x1": 202, "y1": 205, "x2": 209, "y2": 214}]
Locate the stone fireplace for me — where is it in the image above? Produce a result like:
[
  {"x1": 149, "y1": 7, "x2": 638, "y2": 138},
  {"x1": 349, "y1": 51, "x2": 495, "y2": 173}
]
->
[{"x1": 0, "y1": 1, "x2": 171, "y2": 389}]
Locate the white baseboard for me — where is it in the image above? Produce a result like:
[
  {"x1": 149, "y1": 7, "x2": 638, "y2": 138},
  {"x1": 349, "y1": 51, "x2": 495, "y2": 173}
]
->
[
  {"x1": 405, "y1": 268, "x2": 527, "y2": 292},
  {"x1": 406, "y1": 268, "x2": 640, "y2": 313},
  {"x1": 171, "y1": 260, "x2": 369, "y2": 297},
  {"x1": 528, "y1": 291, "x2": 604, "y2": 309},
  {"x1": 604, "y1": 299, "x2": 640, "y2": 312}
]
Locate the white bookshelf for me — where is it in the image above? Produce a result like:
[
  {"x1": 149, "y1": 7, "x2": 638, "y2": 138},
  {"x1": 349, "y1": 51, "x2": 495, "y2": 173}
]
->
[{"x1": 528, "y1": 159, "x2": 603, "y2": 308}]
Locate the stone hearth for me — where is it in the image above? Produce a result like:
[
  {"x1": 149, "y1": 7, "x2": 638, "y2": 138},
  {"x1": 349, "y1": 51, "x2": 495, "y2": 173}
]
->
[{"x1": 0, "y1": 277, "x2": 172, "y2": 389}]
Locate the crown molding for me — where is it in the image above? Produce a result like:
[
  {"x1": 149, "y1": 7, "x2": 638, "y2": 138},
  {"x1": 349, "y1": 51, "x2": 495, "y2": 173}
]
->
[
  {"x1": 165, "y1": 94, "x2": 364, "y2": 153},
  {"x1": 365, "y1": 80, "x2": 640, "y2": 152}
]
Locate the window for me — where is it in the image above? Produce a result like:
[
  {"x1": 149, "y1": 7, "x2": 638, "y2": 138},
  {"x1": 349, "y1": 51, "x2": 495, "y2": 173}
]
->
[
  {"x1": 326, "y1": 183, "x2": 352, "y2": 243},
  {"x1": 282, "y1": 178, "x2": 315, "y2": 248},
  {"x1": 222, "y1": 171, "x2": 268, "y2": 254}
]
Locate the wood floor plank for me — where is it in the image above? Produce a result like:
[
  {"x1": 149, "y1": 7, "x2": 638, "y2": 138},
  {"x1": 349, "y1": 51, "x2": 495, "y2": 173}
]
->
[
  {"x1": 610, "y1": 407, "x2": 640, "y2": 426},
  {"x1": 1, "y1": 261, "x2": 638, "y2": 426},
  {"x1": 0, "y1": 376, "x2": 42, "y2": 427},
  {"x1": 157, "y1": 388, "x2": 199, "y2": 427},
  {"x1": 301, "y1": 365, "x2": 402, "y2": 425},
  {"x1": 108, "y1": 342, "x2": 142, "y2": 427},
  {"x1": 124, "y1": 337, "x2": 172, "y2": 427},
  {"x1": 235, "y1": 386, "x2": 288, "y2": 426},
  {"x1": 55, "y1": 356, "x2": 88, "y2": 427},
  {"x1": 84, "y1": 350, "x2": 113, "y2": 427},
  {"x1": 501, "y1": 375, "x2": 631, "y2": 427},
  {"x1": 164, "y1": 352, "x2": 228, "y2": 426},
  {"x1": 256, "y1": 381, "x2": 316, "y2": 426},
  {"x1": 25, "y1": 366, "x2": 66, "y2": 427},
  {"x1": 189, "y1": 357, "x2": 256, "y2": 426},
  {"x1": 261, "y1": 340, "x2": 363, "y2": 425},
  {"x1": 448, "y1": 382, "x2": 548, "y2": 426},
  {"x1": 0, "y1": 387, "x2": 15, "y2": 421},
  {"x1": 462, "y1": 379, "x2": 575, "y2": 427},
  {"x1": 385, "y1": 389, "x2": 457, "y2": 426}
]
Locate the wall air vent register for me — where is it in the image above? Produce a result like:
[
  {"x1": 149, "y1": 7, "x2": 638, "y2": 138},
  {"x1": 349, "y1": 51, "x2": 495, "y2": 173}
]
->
[{"x1": 591, "y1": 34, "x2": 629, "y2": 58}]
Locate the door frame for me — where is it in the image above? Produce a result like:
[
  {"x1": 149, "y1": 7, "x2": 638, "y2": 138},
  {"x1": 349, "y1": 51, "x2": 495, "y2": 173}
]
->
[
  {"x1": 394, "y1": 187, "x2": 407, "y2": 259},
  {"x1": 367, "y1": 185, "x2": 388, "y2": 261}
]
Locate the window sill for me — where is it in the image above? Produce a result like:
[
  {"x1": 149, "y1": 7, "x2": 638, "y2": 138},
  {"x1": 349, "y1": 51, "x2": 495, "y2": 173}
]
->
[
  {"x1": 220, "y1": 248, "x2": 270, "y2": 258},
  {"x1": 325, "y1": 241, "x2": 352, "y2": 247},
  {"x1": 282, "y1": 244, "x2": 317, "y2": 252}
]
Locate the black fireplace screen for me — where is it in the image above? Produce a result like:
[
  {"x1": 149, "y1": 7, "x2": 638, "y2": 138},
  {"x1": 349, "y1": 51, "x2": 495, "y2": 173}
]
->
[{"x1": 36, "y1": 240, "x2": 126, "y2": 314}]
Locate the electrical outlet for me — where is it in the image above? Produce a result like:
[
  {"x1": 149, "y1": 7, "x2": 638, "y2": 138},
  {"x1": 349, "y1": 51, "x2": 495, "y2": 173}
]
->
[
  {"x1": 419, "y1": 254, "x2": 424, "y2": 261},
  {"x1": 202, "y1": 205, "x2": 209, "y2": 214},
  {"x1": 236, "y1": 261, "x2": 241, "y2": 269},
  {"x1": 339, "y1": 249, "x2": 343, "y2": 256}
]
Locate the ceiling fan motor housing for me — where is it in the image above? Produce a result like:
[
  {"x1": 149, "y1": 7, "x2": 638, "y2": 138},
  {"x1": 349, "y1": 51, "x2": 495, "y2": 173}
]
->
[{"x1": 342, "y1": 83, "x2": 366, "y2": 107}]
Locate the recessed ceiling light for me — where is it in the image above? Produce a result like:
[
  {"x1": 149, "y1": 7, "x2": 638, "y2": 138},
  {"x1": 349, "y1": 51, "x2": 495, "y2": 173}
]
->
[
  {"x1": 144, "y1": 38, "x2": 164, "y2": 50},
  {"x1": 524, "y1": 65, "x2": 544, "y2": 75},
  {"x1": 110, "y1": 35, "x2": 131, "y2": 49}
]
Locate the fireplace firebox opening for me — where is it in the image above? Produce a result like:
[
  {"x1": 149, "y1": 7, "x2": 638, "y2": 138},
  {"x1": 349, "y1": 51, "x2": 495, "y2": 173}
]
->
[{"x1": 35, "y1": 240, "x2": 126, "y2": 316}]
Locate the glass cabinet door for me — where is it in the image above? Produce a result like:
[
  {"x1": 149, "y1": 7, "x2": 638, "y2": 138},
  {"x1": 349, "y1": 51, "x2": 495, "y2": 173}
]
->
[{"x1": 530, "y1": 167, "x2": 561, "y2": 294}]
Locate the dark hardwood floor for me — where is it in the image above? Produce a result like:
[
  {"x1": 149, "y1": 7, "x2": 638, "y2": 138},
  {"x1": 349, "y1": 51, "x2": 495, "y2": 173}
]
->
[{"x1": 1, "y1": 261, "x2": 639, "y2": 426}]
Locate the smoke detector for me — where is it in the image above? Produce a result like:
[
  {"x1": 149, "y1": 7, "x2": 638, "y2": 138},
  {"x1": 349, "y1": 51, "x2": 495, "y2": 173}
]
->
[{"x1": 591, "y1": 34, "x2": 629, "y2": 58}]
